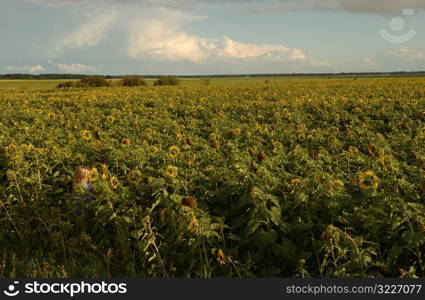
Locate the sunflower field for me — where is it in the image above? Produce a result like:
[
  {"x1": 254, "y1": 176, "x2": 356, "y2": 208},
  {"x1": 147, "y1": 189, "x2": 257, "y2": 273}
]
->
[{"x1": 1, "y1": 77, "x2": 425, "y2": 278}]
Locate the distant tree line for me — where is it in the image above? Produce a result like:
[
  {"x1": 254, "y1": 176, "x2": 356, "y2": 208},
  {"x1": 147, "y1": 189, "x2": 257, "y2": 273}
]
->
[
  {"x1": 56, "y1": 75, "x2": 180, "y2": 88},
  {"x1": 2, "y1": 72, "x2": 425, "y2": 81}
]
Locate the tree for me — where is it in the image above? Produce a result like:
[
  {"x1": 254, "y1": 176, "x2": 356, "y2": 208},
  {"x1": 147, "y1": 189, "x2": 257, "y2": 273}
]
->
[
  {"x1": 153, "y1": 76, "x2": 180, "y2": 86},
  {"x1": 120, "y1": 75, "x2": 147, "y2": 87},
  {"x1": 77, "y1": 76, "x2": 110, "y2": 88},
  {"x1": 56, "y1": 81, "x2": 74, "y2": 88}
]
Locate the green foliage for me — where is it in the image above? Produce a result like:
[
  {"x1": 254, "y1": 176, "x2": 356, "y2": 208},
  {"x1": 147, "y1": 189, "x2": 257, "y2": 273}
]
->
[
  {"x1": 1, "y1": 78, "x2": 425, "y2": 277},
  {"x1": 120, "y1": 75, "x2": 147, "y2": 87},
  {"x1": 56, "y1": 81, "x2": 74, "y2": 89},
  {"x1": 154, "y1": 76, "x2": 180, "y2": 86},
  {"x1": 77, "y1": 76, "x2": 111, "y2": 88}
]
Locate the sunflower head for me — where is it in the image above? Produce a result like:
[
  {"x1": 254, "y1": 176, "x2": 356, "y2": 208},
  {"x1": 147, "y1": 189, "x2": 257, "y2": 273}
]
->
[
  {"x1": 121, "y1": 138, "x2": 131, "y2": 145},
  {"x1": 89, "y1": 167, "x2": 99, "y2": 181},
  {"x1": 168, "y1": 145, "x2": 180, "y2": 157},
  {"x1": 109, "y1": 176, "x2": 119, "y2": 189},
  {"x1": 217, "y1": 249, "x2": 226, "y2": 265},
  {"x1": 80, "y1": 130, "x2": 92, "y2": 140},
  {"x1": 352, "y1": 107, "x2": 362, "y2": 114},
  {"x1": 228, "y1": 128, "x2": 241, "y2": 136},
  {"x1": 181, "y1": 196, "x2": 197, "y2": 209},
  {"x1": 47, "y1": 112, "x2": 56, "y2": 120},
  {"x1": 211, "y1": 139, "x2": 221, "y2": 149},
  {"x1": 163, "y1": 165, "x2": 178, "y2": 178},
  {"x1": 332, "y1": 180, "x2": 344, "y2": 187},
  {"x1": 348, "y1": 146, "x2": 358, "y2": 153},
  {"x1": 127, "y1": 170, "x2": 143, "y2": 184},
  {"x1": 359, "y1": 170, "x2": 379, "y2": 190},
  {"x1": 257, "y1": 151, "x2": 267, "y2": 161}
]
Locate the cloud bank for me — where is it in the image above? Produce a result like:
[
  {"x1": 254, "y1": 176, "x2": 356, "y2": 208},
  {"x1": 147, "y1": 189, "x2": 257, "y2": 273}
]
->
[
  {"x1": 22, "y1": 0, "x2": 425, "y2": 15},
  {"x1": 126, "y1": 9, "x2": 324, "y2": 69}
]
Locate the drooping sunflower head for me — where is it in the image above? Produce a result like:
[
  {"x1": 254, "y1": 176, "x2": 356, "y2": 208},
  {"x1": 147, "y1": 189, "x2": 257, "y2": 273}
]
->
[{"x1": 181, "y1": 196, "x2": 197, "y2": 209}]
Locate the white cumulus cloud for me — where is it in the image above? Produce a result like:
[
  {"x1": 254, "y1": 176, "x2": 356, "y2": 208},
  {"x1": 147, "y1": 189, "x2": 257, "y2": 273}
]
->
[
  {"x1": 53, "y1": 9, "x2": 119, "y2": 55},
  {"x1": 388, "y1": 48, "x2": 425, "y2": 60},
  {"x1": 127, "y1": 10, "x2": 316, "y2": 66},
  {"x1": 52, "y1": 62, "x2": 97, "y2": 73},
  {"x1": 3, "y1": 65, "x2": 45, "y2": 73}
]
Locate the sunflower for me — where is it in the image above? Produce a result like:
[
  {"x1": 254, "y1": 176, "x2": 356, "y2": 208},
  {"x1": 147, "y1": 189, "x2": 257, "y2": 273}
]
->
[
  {"x1": 217, "y1": 249, "x2": 226, "y2": 265},
  {"x1": 352, "y1": 107, "x2": 362, "y2": 114},
  {"x1": 359, "y1": 170, "x2": 379, "y2": 190},
  {"x1": 47, "y1": 112, "x2": 56, "y2": 120},
  {"x1": 163, "y1": 165, "x2": 178, "y2": 178},
  {"x1": 127, "y1": 170, "x2": 143, "y2": 184},
  {"x1": 100, "y1": 164, "x2": 108, "y2": 180},
  {"x1": 379, "y1": 154, "x2": 392, "y2": 172},
  {"x1": 109, "y1": 176, "x2": 119, "y2": 189},
  {"x1": 291, "y1": 178, "x2": 301, "y2": 186},
  {"x1": 211, "y1": 139, "x2": 221, "y2": 149},
  {"x1": 187, "y1": 217, "x2": 198, "y2": 233},
  {"x1": 89, "y1": 167, "x2": 99, "y2": 181},
  {"x1": 348, "y1": 146, "x2": 358, "y2": 153},
  {"x1": 332, "y1": 180, "x2": 344, "y2": 187},
  {"x1": 121, "y1": 138, "x2": 131, "y2": 145},
  {"x1": 181, "y1": 196, "x2": 197, "y2": 209},
  {"x1": 168, "y1": 145, "x2": 180, "y2": 158},
  {"x1": 80, "y1": 130, "x2": 92, "y2": 140},
  {"x1": 149, "y1": 146, "x2": 159, "y2": 155},
  {"x1": 228, "y1": 128, "x2": 241, "y2": 136}
]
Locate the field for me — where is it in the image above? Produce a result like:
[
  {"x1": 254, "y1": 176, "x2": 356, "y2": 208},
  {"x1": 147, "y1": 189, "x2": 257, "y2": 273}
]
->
[
  {"x1": 1, "y1": 77, "x2": 425, "y2": 278},
  {"x1": 0, "y1": 77, "x2": 276, "y2": 89}
]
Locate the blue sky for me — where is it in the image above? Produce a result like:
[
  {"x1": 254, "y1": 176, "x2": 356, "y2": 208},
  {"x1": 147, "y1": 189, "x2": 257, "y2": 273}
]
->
[{"x1": 1, "y1": 0, "x2": 425, "y2": 75}]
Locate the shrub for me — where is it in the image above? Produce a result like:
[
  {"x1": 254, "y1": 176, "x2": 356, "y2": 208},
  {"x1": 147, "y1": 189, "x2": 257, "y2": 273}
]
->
[
  {"x1": 77, "y1": 76, "x2": 110, "y2": 88},
  {"x1": 153, "y1": 76, "x2": 180, "y2": 86},
  {"x1": 56, "y1": 81, "x2": 74, "y2": 89},
  {"x1": 120, "y1": 75, "x2": 147, "y2": 87}
]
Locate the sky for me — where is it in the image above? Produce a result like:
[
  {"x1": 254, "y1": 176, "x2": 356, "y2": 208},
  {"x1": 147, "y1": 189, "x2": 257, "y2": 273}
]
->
[{"x1": 0, "y1": 0, "x2": 425, "y2": 75}]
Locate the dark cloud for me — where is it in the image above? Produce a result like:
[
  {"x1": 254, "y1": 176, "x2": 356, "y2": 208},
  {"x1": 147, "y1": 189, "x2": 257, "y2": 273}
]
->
[{"x1": 21, "y1": 0, "x2": 425, "y2": 14}]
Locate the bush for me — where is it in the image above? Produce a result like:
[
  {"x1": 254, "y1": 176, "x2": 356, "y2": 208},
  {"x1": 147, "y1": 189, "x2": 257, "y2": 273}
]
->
[
  {"x1": 153, "y1": 76, "x2": 180, "y2": 86},
  {"x1": 120, "y1": 75, "x2": 147, "y2": 87},
  {"x1": 56, "y1": 82, "x2": 74, "y2": 89},
  {"x1": 77, "y1": 76, "x2": 110, "y2": 88}
]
